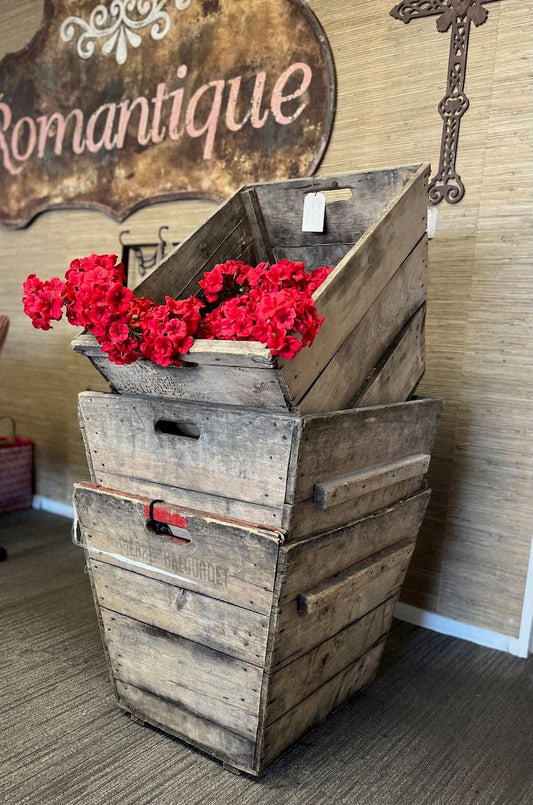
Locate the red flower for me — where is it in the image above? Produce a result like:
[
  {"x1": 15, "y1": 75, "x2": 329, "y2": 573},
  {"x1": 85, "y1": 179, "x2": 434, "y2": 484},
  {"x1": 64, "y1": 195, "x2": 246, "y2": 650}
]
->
[
  {"x1": 22, "y1": 275, "x2": 67, "y2": 330},
  {"x1": 199, "y1": 260, "x2": 249, "y2": 302},
  {"x1": 22, "y1": 254, "x2": 332, "y2": 364},
  {"x1": 106, "y1": 282, "x2": 133, "y2": 314}
]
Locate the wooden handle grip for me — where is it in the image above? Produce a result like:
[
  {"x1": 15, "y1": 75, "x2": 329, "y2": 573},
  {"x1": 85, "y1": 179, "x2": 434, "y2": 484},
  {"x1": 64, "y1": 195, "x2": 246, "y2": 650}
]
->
[
  {"x1": 296, "y1": 539, "x2": 415, "y2": 615},
  {"x1": 313, "y1": 453, "x2": 430, "y2": 510}
]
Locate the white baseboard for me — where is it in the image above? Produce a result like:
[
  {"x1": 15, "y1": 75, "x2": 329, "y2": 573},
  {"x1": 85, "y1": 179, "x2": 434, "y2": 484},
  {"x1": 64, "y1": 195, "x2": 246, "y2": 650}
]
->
[
  {"x1": 32, "y1": 495, "x2": 74, "y2": 520},
  {"x1": 518, "y1": 537, "x2": 533, "y2": 657},
  {"x1": 395, "y1": 601, "x2": 529, "y2": 659}
]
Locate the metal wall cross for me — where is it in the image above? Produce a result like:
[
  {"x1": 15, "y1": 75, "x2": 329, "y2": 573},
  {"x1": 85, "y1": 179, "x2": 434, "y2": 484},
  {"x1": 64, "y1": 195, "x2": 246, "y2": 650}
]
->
[{"x1": 390, "y1": 0, "x2": 502, "y2": 204}]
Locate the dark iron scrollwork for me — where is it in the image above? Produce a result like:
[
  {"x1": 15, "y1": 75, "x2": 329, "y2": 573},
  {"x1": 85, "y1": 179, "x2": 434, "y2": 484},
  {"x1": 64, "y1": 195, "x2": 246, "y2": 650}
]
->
[
  {"x1": 390, "y1": 0, "x2": 499, "y2": 205},
  {"x1": 119, "y1": 226, "x2": 179, "y2": 280}
]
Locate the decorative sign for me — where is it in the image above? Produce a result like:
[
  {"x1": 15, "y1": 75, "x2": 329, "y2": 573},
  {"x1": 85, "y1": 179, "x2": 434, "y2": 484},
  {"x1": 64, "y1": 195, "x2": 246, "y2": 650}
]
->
[
  {"x1": 0, "y1": 0, "x2": 335, "y2": 227},
  {"x1": 391, "y1": 0, "x2": 502, "y2": 205}
]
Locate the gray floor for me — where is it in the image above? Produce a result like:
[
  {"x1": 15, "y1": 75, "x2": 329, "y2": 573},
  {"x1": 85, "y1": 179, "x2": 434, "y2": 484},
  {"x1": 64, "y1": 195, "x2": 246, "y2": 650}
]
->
[{"x1": 1, "y1": 509, "x2": 532, "y2": 805}]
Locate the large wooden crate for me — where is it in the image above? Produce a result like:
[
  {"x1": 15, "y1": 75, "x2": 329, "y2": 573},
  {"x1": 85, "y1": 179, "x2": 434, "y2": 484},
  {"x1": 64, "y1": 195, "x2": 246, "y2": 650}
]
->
[
  {"x1": 73, "y1": 482, "x2": 431, "y2": 775},
  {"x1": 72, "y1": 164, "x2": 430, "y2": 413},
  {"x1": 78, "y1": 393, "x2": 442, "y2": 539}
]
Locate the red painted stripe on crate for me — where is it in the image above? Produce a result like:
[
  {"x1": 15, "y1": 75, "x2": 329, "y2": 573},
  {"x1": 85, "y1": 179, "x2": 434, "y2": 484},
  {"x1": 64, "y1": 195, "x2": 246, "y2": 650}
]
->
[{"x1": 143, "y1": 502, "x2": 188, "y2": 530}]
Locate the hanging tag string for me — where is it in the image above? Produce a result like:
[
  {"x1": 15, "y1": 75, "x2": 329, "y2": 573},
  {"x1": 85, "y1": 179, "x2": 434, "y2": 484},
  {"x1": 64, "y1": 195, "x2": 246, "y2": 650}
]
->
[{"x1": 146, "y1": 499, "x2": 172, "y2": 536}]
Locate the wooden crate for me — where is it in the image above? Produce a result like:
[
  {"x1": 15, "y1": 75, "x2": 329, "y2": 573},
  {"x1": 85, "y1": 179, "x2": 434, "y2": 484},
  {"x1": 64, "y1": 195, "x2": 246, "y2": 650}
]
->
[
  {"x1": 78, "y1": 393, "x2": 442, "y2": 539},
  {"x1": 72, "y1": 164, "x2": 430, "y2": 413},
  {"x1": 73, "y1": 482, "x2": 431, "y2": 775}
]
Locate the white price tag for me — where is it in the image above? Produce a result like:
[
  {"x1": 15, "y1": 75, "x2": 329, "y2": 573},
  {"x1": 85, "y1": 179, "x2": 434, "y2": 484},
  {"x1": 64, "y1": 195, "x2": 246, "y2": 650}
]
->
[
  {"x1": 427, "y1": 205, "x2": 438, "y2": 239},
  {"x1": 302, "y1": 192, "x2": 326, "y2": 233}
]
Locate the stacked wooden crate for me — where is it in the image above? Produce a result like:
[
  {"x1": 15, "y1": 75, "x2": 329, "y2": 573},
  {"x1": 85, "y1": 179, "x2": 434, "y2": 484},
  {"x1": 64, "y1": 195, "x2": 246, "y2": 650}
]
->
[{"x1": 73, "y1": 164, "x2": 442, "y2": 775}]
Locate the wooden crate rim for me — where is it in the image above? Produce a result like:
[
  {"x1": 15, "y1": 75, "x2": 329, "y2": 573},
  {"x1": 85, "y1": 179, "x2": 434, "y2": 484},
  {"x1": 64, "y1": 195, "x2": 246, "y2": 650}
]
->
[
  {"x1": 76, "y1": 388, "x2": 443, "y2": 421},
  {"x1": 73, "y1": 481, "x2": 431, "y2": 547},
  {"x1": 239, "y1": 162, "x2": 428, "y2": 192}
]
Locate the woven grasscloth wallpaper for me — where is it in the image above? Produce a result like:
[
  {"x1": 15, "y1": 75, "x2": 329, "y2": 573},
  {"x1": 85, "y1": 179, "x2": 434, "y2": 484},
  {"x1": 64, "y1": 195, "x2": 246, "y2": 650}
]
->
[{"x1": 0, "y1": 0, "x2": 531, "y2": 640}]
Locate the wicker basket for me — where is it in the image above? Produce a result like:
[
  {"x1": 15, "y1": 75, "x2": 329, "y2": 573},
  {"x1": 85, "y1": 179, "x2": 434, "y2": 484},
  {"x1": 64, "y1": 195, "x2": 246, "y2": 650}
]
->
[{"x1": 0, "y1": 416, "x2": 33, "y2": 515}]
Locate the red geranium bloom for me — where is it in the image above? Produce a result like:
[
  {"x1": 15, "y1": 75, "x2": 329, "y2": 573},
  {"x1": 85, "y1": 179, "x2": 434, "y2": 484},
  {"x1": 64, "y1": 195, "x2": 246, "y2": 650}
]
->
[{"x1": 22, "y1": 254, "x2": 332, "y2": 364}]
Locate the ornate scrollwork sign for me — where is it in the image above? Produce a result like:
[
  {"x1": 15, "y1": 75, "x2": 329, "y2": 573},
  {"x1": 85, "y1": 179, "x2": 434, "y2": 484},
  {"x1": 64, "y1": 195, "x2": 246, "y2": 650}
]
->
[
  {"x1": 391, "y1": 0, "x2": 502, "y2": 204},
  {"x1": 60, "y1": 0, "x2": 193, "y2": 65},
  {"x1": 0, "y1": 0, "x2": 335, "y2": 227}
]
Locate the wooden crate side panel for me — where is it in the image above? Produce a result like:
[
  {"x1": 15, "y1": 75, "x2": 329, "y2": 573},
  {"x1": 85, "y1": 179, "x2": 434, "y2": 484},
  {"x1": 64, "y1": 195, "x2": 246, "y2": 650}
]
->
[
  {"x1": 89, "y1": 559, "x2": 270, "y2": 666},
  {"x1": 78, "y1": 392, "x2": 296, "y2": 509},
  {"x1": 280, "y1": 490, "x2": 430, "y2": 601},
  {"x1": 253, "y1": 166, "x2": 422, "y2": 246},
  {"x1": 116, "y1": 680, "x2": 257, "y2": 773},
  {"x1": 296, "y1": 237, "x2": 428, "y2": 414},
  {"x1": 291, "y1": 397, "x2": 442, "y2": 503},
  {"x1": 282, "y1": 475, "x2": 426, "y2": 541},
  {"x1": 279, "y1": 164, "x2": 430, "y2": 404},
  {"x1": 266, "y1": 597, "x2": 397, "y2": 723},
  {"x1": 353, "y1": 304, "x2": 426, "y2": 408},
  {"x1": 261, "y1": 640, "x2": 385, "y2": 772},
  {"x1": 101, "y1": 609, "x2": 262, "y2": 740},
  {"x1": 74, "y1": 484, "x2": 281, "y2": 615},
  {"x1": 134, "y1": 194, "x2": 254, "y2": 304},
  {"x1": 272, "y1": 539, "x2": 417, "y2": 666},
  {"x1": 83, "y1": 358, "x2": 289, "y2": 410}
]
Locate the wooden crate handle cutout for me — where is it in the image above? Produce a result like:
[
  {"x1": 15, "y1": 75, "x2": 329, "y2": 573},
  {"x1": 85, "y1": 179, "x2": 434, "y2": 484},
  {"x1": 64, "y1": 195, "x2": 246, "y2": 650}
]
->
[
  {"x1": 144, "y1": 500, "x2": 191, "y2": 546},
  {"x1": 154, "y1": 419, "x2": 201, "y2": 439}
]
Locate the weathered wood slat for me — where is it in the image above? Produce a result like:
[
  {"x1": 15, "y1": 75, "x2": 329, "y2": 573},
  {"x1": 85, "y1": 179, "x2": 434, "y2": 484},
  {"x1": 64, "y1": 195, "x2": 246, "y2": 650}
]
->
[
  {"x1": 261, "y1": 640, "x2": 385, "y2": 770},
  {"x1": 271, "y1": 243, "x2": 354, "y2": 269},
  {"x1": 289, "y1": 397, "x2": 442, "y2": 503},
  {"x1": 72, "y1": 332, "x2": 276, "y2": 367},
  {"x1": 241, "y1": 188, "x2": 275, "y2": 264},
  {"x1": 81, "y1": 356, "x2": 288, "y2": 409},
  {"x1": 116, "y1": 680, "x2": 257, "y2": 772},
  {"x1": 92, "y1": 471, "x2": 286, "y2": 528},
  {"x1": 272, "y1": 539, "x2": 416, "y2": 666},
  {"x1": 78, "y1": 392, "x2": 298, "y2": 510},
  {"x1": 74, "y1": 483, "x2": 282, "y2": 615},
  {"x1": 313, "y1": 454, "x2": 431, "y2": 510},
  {"x1": 234, "y1": 239, "x2": 260, "y2": 268},
  {"x1": 278, "y1": 164, "x2": 430, "y2": 404},
  {"x1": 102, "y1": 609, "x2": 263, "y2": 739},
  {"x1": 134, "y1": 193, "x2": 250, "y2": 304},
  {"x1": 353, "y1": 303, "x2": 426, "y2": 408},
  {"x1": 279, "y1": 490, "x2": 430, "y2": 603},
  {"x1": 89, "y1": 559, "x2": 270, "y2": 665},
  {"x1": 297, "y1": 238, "x2": 428, "y2": 414},
  {"x1": 265, "y1": 597, "x2": 397, "y2": 723}
]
